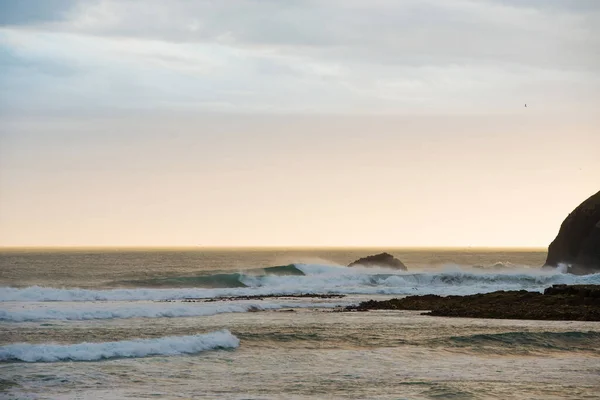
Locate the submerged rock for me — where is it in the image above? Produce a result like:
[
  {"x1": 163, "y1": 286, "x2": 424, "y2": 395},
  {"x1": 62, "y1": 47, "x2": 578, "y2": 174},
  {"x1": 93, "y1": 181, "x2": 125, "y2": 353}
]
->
[
  {"x1": 346, "y1": 285, "x2": 600, "y2": 321},
  {"x1": 545, "y1": 190, "x2": 600, "y2": 274},
  {"x1": 348, "y1": 252, "x2": 407, "y2": 270},
  {"x1": 543, "y1": 284, "x2": 600, "y2": 298}
]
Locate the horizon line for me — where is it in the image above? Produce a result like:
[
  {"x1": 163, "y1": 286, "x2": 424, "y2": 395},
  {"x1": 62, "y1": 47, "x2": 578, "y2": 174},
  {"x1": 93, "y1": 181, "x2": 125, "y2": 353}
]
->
[{"x1": 0, "y1": 245, "x2": 547, "y2": 251}]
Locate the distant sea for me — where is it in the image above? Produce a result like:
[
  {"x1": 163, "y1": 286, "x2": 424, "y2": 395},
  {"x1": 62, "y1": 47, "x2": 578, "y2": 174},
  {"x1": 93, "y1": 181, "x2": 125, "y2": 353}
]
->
[{"x1": 1, "y1": 248, "x2": 599, "y2": 399}]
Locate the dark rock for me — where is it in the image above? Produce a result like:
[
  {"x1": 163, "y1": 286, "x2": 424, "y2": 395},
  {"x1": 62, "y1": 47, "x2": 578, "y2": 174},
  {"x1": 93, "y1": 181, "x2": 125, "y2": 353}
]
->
[
  {"x1": 545, "y1": 190, "x2": 600, "y2": 273},
  {"x1": 175, "y1": 293, "x2": 346, "y2": 302},
  {"x1": 346, "y1": 285, "x2": 600, "y2": 321},
  {"x1": 576, "y1": 221, "x2": 600, "y2": 269},
  {"x1": 348, "y1": 252, "x2": 407, "y2": 270},
  {"x1": 543, "y1": 284, "x2": 600, "y2": 298}
]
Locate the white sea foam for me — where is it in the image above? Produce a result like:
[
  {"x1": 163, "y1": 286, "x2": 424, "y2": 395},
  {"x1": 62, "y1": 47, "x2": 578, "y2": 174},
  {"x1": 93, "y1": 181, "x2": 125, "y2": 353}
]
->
[
  {"x1": 0, "y1": 300, "x2": 345, "y2": 322},
  {"x1": 0, "y1": 330, "x2": 239, "y2": 362},
  {"x1": 1, "y1": 265, "x2": 598, "y2": 302}
]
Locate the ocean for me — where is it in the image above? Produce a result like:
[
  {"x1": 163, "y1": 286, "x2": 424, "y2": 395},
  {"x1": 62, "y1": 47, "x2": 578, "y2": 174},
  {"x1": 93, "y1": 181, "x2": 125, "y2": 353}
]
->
[{"x1": 1, "y1": 248, "x2": 599, "y2": 399}]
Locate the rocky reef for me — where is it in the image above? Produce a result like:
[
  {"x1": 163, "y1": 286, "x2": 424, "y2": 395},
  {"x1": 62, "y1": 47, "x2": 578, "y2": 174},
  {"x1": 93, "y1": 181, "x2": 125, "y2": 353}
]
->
[
  {"x1": 346, "y1": 285, "x2": 600, "y2": 321},
  {"x1": 348, "y1": 252, "x2": 407, "y2": 270},
  {"x1": 545, "y1": 190, "x2": 600, "y2": 274}
]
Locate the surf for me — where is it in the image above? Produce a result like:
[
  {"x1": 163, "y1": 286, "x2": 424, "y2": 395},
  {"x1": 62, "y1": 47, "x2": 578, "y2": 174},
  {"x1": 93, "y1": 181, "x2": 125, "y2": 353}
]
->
[
  {"x1": 0, "y1": 300, "x2": 346, "y2": 322},
  {"x1": 0, "y1": 330, "x2": 239, "y2": 362},
  {"x1": 2, "y1": 264, "x2": 598, "y2": 302}
]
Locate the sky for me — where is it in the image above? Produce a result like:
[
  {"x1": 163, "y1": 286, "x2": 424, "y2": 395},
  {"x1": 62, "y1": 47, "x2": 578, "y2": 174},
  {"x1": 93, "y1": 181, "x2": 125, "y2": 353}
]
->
[{"x1": 0, "y1": 0, "x2": 599, "y2": 247}]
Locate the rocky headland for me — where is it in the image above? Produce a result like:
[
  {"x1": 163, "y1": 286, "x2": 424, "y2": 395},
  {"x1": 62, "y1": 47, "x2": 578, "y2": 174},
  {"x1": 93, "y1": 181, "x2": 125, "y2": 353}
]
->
[{"x1": 544, "y1": 190, "x2": 600, "y2": 274}]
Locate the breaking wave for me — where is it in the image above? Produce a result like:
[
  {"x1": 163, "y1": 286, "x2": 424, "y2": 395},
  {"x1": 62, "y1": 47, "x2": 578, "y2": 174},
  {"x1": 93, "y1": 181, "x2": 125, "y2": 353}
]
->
[
  {"x1": 121, "y1": 272, "x2": 249, "y2": 288},
  {"x1": 116, "y1": 264, "x2": 304, "y2": 288},
  {"x1": 0, "y1": 330, "x2": 239, "y2": 362},
  {"x1": 2, "y1": 264, "x2": 599, "y2": 302}
]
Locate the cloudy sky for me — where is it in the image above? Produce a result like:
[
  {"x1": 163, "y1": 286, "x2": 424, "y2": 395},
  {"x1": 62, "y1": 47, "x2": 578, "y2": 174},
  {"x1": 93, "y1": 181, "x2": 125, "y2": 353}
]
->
[{"x1": 0, "y1": 0, "x2": 598, "y2": 247}]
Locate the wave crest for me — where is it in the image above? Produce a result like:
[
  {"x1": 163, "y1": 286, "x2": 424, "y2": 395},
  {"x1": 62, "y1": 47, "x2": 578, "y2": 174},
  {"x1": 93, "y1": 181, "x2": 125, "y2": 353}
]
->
[{"x1": 0, "y1": 330, "x2": 239, "y2": 362}]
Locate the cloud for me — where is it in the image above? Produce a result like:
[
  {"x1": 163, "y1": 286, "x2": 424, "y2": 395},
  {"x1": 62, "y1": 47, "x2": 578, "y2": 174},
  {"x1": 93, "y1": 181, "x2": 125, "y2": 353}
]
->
[
  {"x1": 489, "y1": 0, "x2": 600, "y2": 12},
  {"x1": 34, "y1": 0, "x2": 595, "y2": 69},
  {"x1": 0, "y1": 0, "x2": 598, "y2": 115},
  {"x1": 0, "y1": 0, "x2": 78, "y2": 25}
]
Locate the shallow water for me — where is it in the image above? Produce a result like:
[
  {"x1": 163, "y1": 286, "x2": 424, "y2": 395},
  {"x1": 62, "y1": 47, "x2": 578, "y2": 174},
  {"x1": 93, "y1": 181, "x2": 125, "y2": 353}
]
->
[{"x1": 1, "y1": 249, "x2": 599, "y2": 399}]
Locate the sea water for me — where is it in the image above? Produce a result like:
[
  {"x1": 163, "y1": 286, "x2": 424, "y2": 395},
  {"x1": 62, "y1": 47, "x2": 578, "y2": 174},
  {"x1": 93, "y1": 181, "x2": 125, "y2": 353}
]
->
[{"x1": 1, "y1": 248, "x2": 599, "y2": 399}]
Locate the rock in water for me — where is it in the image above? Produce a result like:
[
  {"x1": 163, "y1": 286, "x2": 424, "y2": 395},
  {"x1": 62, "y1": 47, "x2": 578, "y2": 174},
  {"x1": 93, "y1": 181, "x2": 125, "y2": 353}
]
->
[
  {"x1": 545, "y1": 190, "x2": 600, "y2": 273},
  {"x1": 348, "y1": 252, "x2": 407, "y2": 270}
]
